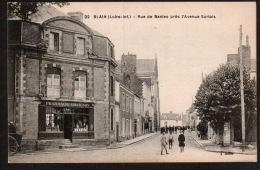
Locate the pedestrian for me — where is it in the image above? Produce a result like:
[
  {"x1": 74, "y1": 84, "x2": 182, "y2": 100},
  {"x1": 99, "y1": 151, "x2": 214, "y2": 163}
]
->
[
  {"x1": 178, "y1": 131, "x2": 185, "y2": 153},
  {"x1": 168, "y1": 132, "x2": 174, "y2": 149},
  {"x1": 161, "y1": 132, "x2": 169, "y2": 155}
]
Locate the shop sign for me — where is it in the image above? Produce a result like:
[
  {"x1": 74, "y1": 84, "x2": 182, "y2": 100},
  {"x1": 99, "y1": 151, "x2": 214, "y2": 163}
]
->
[{"x1": 46, "y1": 101, "x2": 93, "y2": 108}]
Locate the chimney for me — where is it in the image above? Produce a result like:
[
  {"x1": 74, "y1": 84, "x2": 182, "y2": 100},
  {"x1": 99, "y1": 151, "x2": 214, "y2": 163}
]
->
[{"x1": 67, "y1": 12, "x2": 84, "y2": 22}]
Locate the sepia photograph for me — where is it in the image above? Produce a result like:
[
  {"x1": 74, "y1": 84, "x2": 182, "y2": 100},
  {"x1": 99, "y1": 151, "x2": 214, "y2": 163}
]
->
[{"x1": 7, "y1": 2, "x2": 257, "y2": 163}]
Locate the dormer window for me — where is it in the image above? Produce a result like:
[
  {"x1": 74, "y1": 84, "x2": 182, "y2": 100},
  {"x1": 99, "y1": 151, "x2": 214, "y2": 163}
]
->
[
  {"x1": 77, "y1": 37, "x2": 85, "y2": 55},
  {"x1": 49, "y1": 32, "x2": 59, "y2": 52}
]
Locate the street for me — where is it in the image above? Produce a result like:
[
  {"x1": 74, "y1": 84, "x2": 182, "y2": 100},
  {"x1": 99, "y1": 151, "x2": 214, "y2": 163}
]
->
[{"x1": 9, "y1": 132, "x2": 256, "y2": 163}]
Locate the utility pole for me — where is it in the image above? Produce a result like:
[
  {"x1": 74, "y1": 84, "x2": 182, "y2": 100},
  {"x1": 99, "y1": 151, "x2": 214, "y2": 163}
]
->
[{"x1": 239, "y1": 25, "x2": 246, "y2": 152}]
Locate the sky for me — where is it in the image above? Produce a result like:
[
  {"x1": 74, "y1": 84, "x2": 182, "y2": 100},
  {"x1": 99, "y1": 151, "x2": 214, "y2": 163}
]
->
[{"x1": 55, "y1": 2, "x2": 256, "y2": 114}]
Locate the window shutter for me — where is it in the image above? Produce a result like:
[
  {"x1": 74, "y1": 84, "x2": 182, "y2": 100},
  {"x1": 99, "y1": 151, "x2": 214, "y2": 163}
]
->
[
  {"x1": 49, "y1": 33, "x2": 54, "y2": 51},
  {"x1": 77, "y1": 38, "x2": 85, "y2": 55},
  {"x1": 47, "y1": 74, "x2": 53, "y2": 97},
  {"x1": 54, "y1": 74, "x2": 60, "y2": 97},
  {"x1": 63, "y1": 33, "x2": 74, "y2": 53}
]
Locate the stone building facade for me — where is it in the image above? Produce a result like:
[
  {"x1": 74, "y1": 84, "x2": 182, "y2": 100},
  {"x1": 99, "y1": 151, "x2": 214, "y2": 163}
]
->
[
  {"x1": 116, "y1": 53, "x2": 160, "y2": 133},
  {"x1": 8, "y1": 6, "x2": 117, "y2": 149}
]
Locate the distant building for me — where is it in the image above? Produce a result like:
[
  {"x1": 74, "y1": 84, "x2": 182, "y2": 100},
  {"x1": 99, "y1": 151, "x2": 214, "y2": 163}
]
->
[
  {"x1": 186, "y1": 105, "x2": 200, "y2": 130},
  {"x1": 227, "y1": 35, "x2": 256, "y2": 80},
  {"x1": 116, "y1": 53, "x2": 160, "y2": 132},
  {"x1": 160, "y1": 111, "x2": 183, "y2": 127}
]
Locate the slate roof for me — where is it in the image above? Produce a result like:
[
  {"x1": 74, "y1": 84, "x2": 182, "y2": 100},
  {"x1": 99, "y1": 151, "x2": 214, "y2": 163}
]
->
[{"x1": 28, "y1": 5, "x2": 105, "y2": 37}]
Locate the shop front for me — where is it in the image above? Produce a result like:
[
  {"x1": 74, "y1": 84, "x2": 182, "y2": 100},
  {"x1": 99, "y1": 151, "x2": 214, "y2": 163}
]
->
[{"x1": 38, "y1": 101, "x2": 94, "y2": 140}]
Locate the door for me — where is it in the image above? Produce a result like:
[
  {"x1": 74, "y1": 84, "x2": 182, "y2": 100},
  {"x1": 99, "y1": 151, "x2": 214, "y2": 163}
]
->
[
  {"x1": 116, "y1": 123, "x2": 119, "y2": 142},
  {"x1": 64, "y1": 115, "x2": 72, "y2": 140},
  {"x1": 134, "y1": 119, "x2": 137, "y2": 137}
]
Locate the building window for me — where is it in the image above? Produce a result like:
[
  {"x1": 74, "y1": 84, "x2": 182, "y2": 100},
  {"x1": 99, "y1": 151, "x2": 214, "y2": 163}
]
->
[
  {"x1": 46, "y1": 113, "x2": 63, "y2": 131},
  {"x1": 47, "y1": 73, "x2": 60, "y2": 98},
  {"x1": 122, "y1": 118, "x2": 125, "y2": 137},
  {"x1": 130, "y1": 97, "x2": 132, "y2": 113},
  {"x1": 77, "y1": 37, "x2": 85, "y2": 55},
  {"x1": 110, "y1": 109, "x2": 114, "y2": 131},
  {"x1": 110, "y1": 45, "x2": 113, "y2": 58},
  {"x1": 73, "y1": 108, "x2": 93, "y2": 132},
  {"x1": 74, "y1": 72, "x2": 87, "y2": 99},
  {"x1": 49, "y1": 32, "x2": 59, "y2": 52},
  {"x1": 63, "y1": 32, "x2": 74, "y2": 53},
  {"x1": 110, "y1": 76, "x2": 114, "y2": 96},
  {"x1": 126, "y1": 95, "x2": 129, "y2": 112},
  {"x1": 122, "y1": 92, "x2": 125, "y2": 111}
]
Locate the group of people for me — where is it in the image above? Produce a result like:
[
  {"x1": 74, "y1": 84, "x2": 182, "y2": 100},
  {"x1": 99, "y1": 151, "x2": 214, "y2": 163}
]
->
[{"x1": 160, "y1": 131, "x2": 185, "y2": 155}]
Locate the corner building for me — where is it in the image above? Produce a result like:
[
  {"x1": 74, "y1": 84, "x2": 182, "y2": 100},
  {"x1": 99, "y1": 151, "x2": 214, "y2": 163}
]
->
[{"x1": 8, "y1": 6, "x2": 117, "y2": 149}]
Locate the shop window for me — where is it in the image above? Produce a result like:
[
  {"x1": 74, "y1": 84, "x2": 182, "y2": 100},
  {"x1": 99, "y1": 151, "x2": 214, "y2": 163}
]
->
[
  {"x1": 49, "y1": 32, "x2": 59, "y2": 52},
  {"x1": 47, "y1": 73, "x2": 60, "y2": 98},
  {"x1": 74, "y1": 114, "x2": 89, "y2": 131},
  {"x1": 110, "y1": 109, "x2": 114, "y2": 131},
  {"x1": 46, "y1": 113, "x2": 63, "y2": 131},
  {"x1": 77, "y1": 37, "x2": 85, "y2": 55},
  {"x1": 74, "y1": 72, "x2": 87, "y2": 99},
  {"x1": 73, "y1": 108, "x2": 94, "y2": 132}
]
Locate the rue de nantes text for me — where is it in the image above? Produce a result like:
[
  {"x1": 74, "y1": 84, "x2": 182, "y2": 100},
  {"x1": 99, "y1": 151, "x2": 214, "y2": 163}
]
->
[{"x1": 84, "y1": 14, "x2": 216, "y2": 19}]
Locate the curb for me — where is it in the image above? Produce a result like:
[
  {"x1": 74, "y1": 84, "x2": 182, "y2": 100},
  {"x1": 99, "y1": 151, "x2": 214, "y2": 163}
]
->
[
  {"x1": 192, "y1": 137, "x2": 257, "y2": 155},
  {"x1": 11, "y1": 133, "x2": 158, "y2": 157}
]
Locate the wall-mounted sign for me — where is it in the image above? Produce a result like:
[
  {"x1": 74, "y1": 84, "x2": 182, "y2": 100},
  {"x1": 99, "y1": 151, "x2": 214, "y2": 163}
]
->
[{"x1": 46, "y1": 101, "x2": 94, "y2": 108}]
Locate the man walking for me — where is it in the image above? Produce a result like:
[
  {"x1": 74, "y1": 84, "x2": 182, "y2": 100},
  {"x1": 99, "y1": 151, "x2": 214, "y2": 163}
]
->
[
  {"x1": 168, "y1": 132, "x2": 174, "y2": 149},
  {"x1": 161, "y1": 132, "x2": 169, "y2": 155},
  {"x1": 178, "y1": 130, "x2": 185, "y2": 153}
]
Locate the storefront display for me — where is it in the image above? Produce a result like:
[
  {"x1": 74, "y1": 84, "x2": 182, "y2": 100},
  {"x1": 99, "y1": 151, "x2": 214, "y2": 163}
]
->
[{"x1": 38, "y1": 101, "x2": 94, "y2": 140}]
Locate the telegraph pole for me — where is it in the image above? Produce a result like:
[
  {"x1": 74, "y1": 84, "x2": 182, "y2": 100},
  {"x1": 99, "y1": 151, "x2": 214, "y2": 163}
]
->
[{"x1": 239, "y1": 25, "x2": 246, "y2": 151}]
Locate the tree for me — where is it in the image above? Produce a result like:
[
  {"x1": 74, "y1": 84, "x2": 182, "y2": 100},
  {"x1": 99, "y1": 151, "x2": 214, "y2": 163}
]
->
[
  {"x1": 8, "y1": 2, "x2": 70, "y2": 20},
  {"x1": 196, "y1": 120, "x2": 208, "y2": 140},
  {"x1": 194, "y1": 64, "x2": 256, "y2": 143}
]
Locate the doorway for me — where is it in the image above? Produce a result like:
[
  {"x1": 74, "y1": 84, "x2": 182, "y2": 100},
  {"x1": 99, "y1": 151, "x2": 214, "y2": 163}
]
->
[
  {"x1": 116, "y1": 123, "x2": 119, "y2": 142},
  {"x1": 64, "y1": 114, "x2": 72, "y2": 140}
]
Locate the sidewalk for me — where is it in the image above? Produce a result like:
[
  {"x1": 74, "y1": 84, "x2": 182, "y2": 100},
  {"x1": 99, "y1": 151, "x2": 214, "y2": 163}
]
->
[
  {"x1": 13, "y1": 133, "x2": 158, "y2": 156},
  {"x1": 190, "y1": 131, "x2": 257, "y2": 155}
]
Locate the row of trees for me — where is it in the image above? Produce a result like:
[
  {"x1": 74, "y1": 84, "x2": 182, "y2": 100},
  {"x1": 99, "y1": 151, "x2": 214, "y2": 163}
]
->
[{"x1": 194, "y1": 64, "x2": 256, "y2": 142}]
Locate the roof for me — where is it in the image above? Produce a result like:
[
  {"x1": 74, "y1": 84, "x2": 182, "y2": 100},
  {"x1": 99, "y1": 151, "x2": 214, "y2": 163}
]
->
[
  {"x1": 160, "y1": 113, "x2": 181, "y2": 120},
  {"x1": 28, "y1": 5, "x2": 105, "y2": 37},
  {"x1": 29, "y1": 5, "x2": 68, "y2": 24},
  {"x1": 251, "y1": 59, "x2": 256, "y2": 72},
  {"x1": 136, "y1": 59, "x2": 155, "y2": 73}
]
